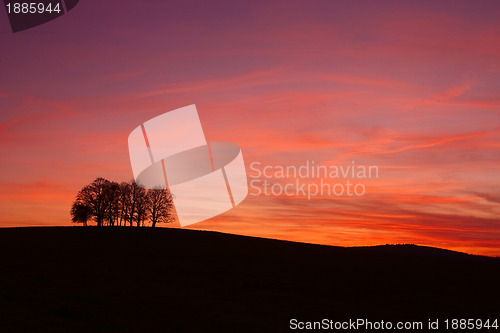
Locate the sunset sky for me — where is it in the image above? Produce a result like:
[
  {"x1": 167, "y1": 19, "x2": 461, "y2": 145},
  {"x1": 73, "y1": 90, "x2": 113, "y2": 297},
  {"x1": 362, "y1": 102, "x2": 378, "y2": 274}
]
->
[{"x1": 1, "y1": 0, "x2": 499, "y2": 256}]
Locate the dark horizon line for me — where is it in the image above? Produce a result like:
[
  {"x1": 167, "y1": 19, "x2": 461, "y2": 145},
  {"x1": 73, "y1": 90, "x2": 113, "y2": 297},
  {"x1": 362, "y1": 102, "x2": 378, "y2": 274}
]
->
[{"x1": 0, "y1": 225, "x2": 498, "y2": 259}]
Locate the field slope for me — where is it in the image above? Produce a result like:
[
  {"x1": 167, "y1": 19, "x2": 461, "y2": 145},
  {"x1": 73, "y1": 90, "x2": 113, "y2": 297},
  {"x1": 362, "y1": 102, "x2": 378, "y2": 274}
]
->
[{"x1": 0, "y1": 227, "x2": 498, "y2": 332}]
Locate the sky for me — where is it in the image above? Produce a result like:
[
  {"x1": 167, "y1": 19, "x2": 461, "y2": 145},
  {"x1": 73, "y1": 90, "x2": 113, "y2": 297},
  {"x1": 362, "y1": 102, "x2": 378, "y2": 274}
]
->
[{"x1": 1, "y1": 0, "x2": 499, "y2": 256}]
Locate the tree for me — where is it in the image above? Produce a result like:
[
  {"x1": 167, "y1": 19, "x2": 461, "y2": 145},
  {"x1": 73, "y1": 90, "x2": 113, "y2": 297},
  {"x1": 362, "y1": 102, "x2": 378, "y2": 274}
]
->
[
  {"x1": 117, "y1": 182, "x2": 131, "y2": 227},
  {"x1": 70, "y1": 201, "x2": 92, "y2": 226},
  {"x1": 75, "y1": 177, "x2": 112, "y2": 227},
  {"x1": 125, "y1": 181, "x2": 147, "y2": 227},
  {"x1": 71, "y1": 178, "x2": 176, "y2": 227},
  {"x1": 135, "y1": 186, "x2": 148, "y2": 227},
  {"x1": 147, "y1": 188, "x2": 174, "y2": 228},
  {"x1": 105, "y1": 181, "x2": 121, "y2": 226}
]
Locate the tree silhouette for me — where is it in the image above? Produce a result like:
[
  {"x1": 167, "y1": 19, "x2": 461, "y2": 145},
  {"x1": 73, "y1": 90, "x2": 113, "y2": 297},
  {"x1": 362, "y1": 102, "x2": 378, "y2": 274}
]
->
[
  {"x1": 75, "y1": 178, "x2": 112, "y2": 227},
  {"x1": 147, "y1": 187, "x2": 174, "y2": 228},
  {"x1": 70, "y1": 202, "x2": 91, "y2": 226},
  {"x1": 106, "y1": 181, "x2": 121, "y2": 227},
  {"x1": 117, "y1": 181, "x2": 131, "y2": 227},
  {"x1": 71, "y1": 177, "x2": 175, "y2": 227},
  {"x1": 125, "y1": 181, "x2": 147, "y2": 227}
]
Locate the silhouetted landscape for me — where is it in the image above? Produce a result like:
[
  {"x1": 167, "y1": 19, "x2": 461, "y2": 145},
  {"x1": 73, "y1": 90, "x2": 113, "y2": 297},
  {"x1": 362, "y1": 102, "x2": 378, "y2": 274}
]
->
[{"x1": 0, "y1": 227, "x2": 499, "y2": 332}]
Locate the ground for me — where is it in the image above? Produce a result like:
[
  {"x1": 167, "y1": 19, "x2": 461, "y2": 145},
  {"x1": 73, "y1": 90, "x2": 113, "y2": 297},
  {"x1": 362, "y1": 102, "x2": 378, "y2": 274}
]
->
[{"x1": 0, "y1": 227, "x2": 498, "y2": 332}]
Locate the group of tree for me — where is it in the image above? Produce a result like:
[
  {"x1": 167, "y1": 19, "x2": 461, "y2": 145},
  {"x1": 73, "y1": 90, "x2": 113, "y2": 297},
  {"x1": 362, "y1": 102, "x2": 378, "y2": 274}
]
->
[{"x1": 70, "y1": 177, "x2": 175, "y2": 227}]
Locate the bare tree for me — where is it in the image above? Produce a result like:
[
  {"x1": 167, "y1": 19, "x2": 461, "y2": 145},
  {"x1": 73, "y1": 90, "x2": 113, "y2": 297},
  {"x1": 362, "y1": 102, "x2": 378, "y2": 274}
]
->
[
  {"x1": 117, "y1": 182, "x2": 131, "y2": 227},
  {"x1": 124, "y1": 181, "x2": 147, "y2": 227},
  {"x1": 147, "y1": 188, "x2": 174, "y2": 228},
  {"x1": 135, "y1": 186, "x2": 148, "y2": 227},
  {"x1": 106, "y1": 181, "x2": 121, "y2": 226},
  {"x1": 75, "y1": 178, "x2": 112, "y2": 227}
]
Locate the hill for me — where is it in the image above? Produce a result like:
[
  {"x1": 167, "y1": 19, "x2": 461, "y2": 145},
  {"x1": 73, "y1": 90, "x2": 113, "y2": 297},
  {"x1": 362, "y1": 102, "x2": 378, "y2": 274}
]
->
[{"x1": 0, "y1": 227, "x2": 498, "y2": 332}]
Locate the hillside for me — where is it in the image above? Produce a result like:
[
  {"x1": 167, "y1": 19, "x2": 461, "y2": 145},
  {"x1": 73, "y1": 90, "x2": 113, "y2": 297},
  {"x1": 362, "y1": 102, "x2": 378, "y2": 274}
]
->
[{"x1": 0, "y1": 227, "x2": 498, "y2": 332}]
